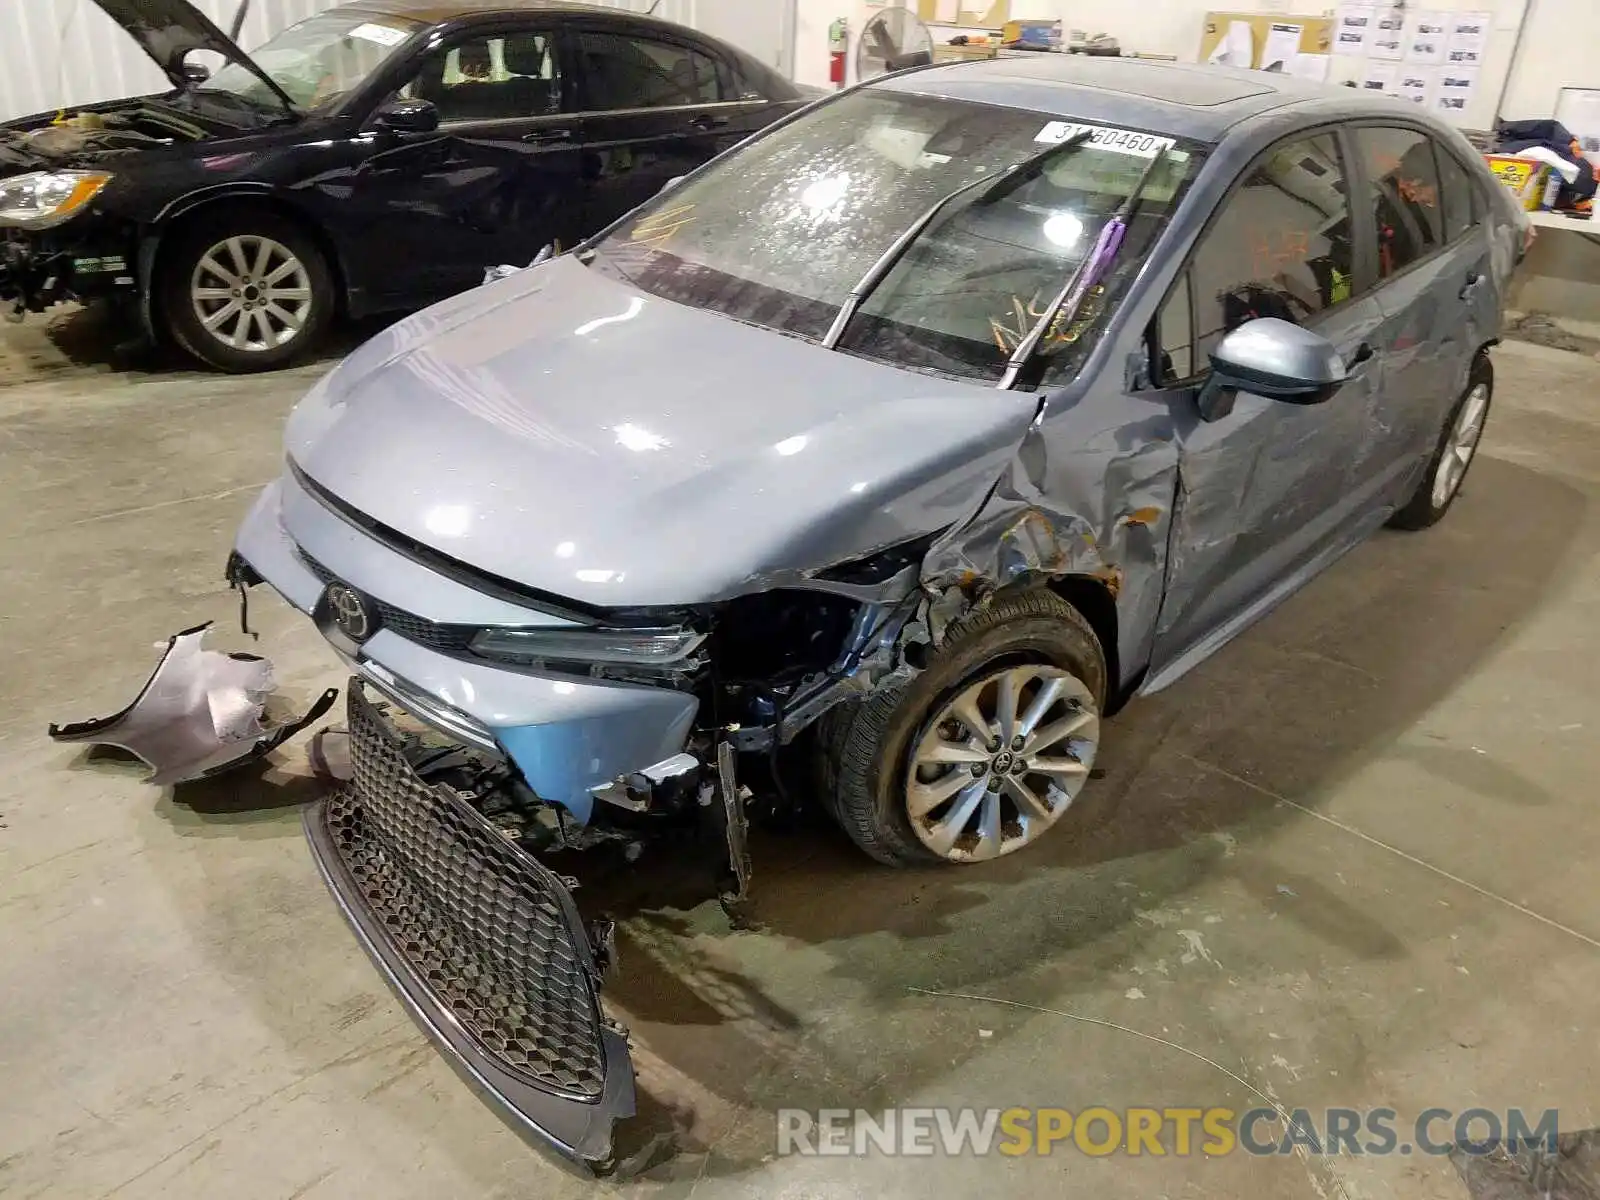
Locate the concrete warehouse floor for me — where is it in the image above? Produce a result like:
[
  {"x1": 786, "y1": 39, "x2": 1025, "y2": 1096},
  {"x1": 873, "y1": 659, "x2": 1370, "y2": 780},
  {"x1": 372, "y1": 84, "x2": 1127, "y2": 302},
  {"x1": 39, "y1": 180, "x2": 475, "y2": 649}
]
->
[{"x1": 2, "y1": 308, "x2": 1599, "y2": 1200}]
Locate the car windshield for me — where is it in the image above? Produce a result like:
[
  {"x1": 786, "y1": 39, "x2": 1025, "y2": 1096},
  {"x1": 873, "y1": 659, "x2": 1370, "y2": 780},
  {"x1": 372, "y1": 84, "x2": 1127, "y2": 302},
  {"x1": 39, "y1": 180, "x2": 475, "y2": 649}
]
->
[
  {"x1": 587, "y1": 90, "x2": 1207, "y2": 385},
  {"x1": 204, "y1": 11, "x2": 421, "y2": 112}
]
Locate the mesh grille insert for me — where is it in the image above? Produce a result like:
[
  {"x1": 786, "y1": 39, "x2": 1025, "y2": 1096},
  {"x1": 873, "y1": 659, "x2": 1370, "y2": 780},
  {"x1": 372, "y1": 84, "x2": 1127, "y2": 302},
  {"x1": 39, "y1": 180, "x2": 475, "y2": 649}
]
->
[{"x1": 321, "y1": 685, "x2": 606, "y2": 1098}]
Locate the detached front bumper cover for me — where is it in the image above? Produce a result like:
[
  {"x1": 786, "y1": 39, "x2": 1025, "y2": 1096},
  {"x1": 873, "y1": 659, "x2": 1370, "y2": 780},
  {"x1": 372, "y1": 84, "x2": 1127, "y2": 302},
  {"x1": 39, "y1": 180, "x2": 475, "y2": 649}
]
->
[
  {"x1": 304, "y1": 681, "x2": 636, "y2": 1166},
  {"x1": 48, "y1": 621, "x2": 337, "y2": 785}
]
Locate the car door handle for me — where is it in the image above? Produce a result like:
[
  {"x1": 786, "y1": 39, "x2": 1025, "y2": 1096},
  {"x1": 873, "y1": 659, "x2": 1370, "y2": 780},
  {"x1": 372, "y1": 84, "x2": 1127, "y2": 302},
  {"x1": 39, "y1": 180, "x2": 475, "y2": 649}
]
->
[
  {"x1": 522, "y1": 128, "x2": 574, "y2": 145},
  {"x1": 1459, "y1": 272, "x2": 1484, "y2": 300},
  {"x1": 688, "y1": 113, "x2": 730, "y2": 131}
]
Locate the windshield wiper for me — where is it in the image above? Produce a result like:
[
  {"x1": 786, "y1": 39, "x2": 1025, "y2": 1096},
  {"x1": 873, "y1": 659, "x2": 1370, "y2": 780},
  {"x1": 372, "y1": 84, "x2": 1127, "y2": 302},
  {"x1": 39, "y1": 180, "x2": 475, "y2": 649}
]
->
[
  {"x1": 820, "y1": 129, "x2": 1093, "y2": 350},
  {"x1": 996, "y1": 146, "x2": 1169, "y2": 390}
]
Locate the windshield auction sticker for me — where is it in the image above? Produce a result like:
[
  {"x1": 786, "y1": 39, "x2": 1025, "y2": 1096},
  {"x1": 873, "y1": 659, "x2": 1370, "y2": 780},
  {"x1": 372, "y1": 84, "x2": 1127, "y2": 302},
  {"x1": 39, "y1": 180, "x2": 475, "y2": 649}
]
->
[
  {"x1": 1035, "y1": 122, "x2": 1176, "y2": 157},
  {"x1": 349, "y1": 22, "x2": 409, "y2": 46}
]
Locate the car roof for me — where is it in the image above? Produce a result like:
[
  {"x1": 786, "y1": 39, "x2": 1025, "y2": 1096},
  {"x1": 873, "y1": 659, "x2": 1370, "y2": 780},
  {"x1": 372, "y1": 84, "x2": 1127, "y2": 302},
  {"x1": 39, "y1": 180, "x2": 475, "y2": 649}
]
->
[
  {"x1": 877, "y1": 54, "x2": 1417, "y2": 143},
  {"x1": 334, "y1": 0, "x2": 672, "y2": 26}
]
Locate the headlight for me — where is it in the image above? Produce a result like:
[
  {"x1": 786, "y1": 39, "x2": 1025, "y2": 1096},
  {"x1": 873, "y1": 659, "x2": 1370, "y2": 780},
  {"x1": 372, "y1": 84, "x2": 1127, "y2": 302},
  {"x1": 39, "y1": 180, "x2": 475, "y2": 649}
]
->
[
  {"x1": 0, "y1": 171, "x2": 112, "y2": 230},
  {"x1": 470, "y1": 626, "x2": 706, "y2": 667}
]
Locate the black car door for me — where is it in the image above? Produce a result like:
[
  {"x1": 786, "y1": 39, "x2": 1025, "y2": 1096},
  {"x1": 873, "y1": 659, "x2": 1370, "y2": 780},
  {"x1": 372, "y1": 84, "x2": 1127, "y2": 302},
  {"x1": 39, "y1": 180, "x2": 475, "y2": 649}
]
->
[
  {"x1": 340, "y1": 22, "x2": 586, "y2": 308},
  {"x1": 565, "y1": 23, "x2": 771, "y2": 232}
]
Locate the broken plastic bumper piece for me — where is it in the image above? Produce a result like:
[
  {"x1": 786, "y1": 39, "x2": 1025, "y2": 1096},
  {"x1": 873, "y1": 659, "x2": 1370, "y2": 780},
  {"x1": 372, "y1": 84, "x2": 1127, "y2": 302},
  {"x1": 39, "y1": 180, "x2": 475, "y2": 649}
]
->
[
  {"x1": 47, "y1": 622, "x2": 336, "y2": 785},
  {"x1": 303, "y1": 681, "x2": 635, "y2": 1166}
]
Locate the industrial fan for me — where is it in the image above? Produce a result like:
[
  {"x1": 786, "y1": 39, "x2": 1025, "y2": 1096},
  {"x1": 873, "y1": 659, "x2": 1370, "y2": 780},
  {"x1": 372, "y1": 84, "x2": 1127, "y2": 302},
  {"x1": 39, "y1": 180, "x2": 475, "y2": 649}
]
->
[{"x1": 855, "y1": 6, "x2": 937, "y2": 80}]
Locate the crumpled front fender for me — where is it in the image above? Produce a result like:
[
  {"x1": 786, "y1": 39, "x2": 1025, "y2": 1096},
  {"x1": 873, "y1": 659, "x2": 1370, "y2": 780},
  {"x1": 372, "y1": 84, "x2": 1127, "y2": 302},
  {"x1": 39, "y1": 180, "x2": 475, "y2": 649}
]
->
[{"x1": 919, "y1": 396, "x2": 1180, "y2": 694}]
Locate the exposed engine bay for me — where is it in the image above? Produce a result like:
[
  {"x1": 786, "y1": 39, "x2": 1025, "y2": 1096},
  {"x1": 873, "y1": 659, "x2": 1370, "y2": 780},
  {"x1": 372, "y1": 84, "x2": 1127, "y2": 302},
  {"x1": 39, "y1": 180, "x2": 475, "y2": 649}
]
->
[{"x1": 0, "y1": 107, "x2": 206, "y2": 170}]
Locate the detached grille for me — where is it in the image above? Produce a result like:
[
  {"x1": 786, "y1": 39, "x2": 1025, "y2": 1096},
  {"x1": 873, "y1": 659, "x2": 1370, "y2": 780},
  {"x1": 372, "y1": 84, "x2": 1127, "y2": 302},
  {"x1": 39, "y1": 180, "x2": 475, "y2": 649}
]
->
[
  {"x1": 322, "y1": 685, "x2": 606, "y2": 1098},
  {"x1": 300, "y1": 552, "x2": 477, "y2": 655}
]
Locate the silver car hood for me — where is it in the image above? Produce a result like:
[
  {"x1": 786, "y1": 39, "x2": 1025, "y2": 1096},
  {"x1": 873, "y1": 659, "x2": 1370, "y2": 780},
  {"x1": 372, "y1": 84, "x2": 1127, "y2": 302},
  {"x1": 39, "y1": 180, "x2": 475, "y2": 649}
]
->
[{"x1": 286, "y1": 256, "x2": 1037, "y2": 608}]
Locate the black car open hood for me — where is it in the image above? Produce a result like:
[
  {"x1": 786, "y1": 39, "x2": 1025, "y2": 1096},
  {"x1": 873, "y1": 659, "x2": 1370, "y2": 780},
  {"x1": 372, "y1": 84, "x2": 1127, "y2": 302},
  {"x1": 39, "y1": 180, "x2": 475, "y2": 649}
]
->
[{"x1": 92, "y1": 0, "x2": 297, "y2": 116}]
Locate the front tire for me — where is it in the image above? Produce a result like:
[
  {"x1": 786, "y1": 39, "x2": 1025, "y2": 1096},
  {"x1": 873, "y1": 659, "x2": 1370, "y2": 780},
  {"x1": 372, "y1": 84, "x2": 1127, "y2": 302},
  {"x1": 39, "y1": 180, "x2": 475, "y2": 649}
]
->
[
  {"x1": 820, "y1": 588, "x2": 1108, "y2": 867},
  {"x1": 1389, "y1": 357, "x2": 1493, "y2": 530},
  {"x1": 159, "y1": 209, "x2": 334, "y2": 373}
]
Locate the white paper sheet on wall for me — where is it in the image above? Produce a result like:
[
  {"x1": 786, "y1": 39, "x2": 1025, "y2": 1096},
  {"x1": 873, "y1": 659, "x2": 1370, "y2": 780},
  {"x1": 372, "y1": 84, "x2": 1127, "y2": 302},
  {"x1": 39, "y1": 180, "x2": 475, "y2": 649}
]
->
[
  {"x1": 1446, "y1": 11, "x2": 1490, "y2": 67},
  {"x1": 1434, "y1": 65, "x2": 1479, "y2": 115},
  {"x1": 1288, "y1": 53, "x2": 1332, "y2": 82},
  {"x1": 1368, "y1": 6, "x2": 1405, "y2": 59},
  {"x1": 1333, "y1": 5, "x2": 1374, "y2": 55},
  {"x1": 1361, "y1": 62, "x2": 1399, "y2": 93},
  {"x1": 1556, "y1": 88, "x2": 1600, "y2": 155},
  {"x1": 1397, "y1": 67, "x2": 1433, "y2": 105},
  {"x1": 1404, "y1": 10, "x2": 1450, "y2": 65},
  {"x1": 1260, "y1": 23, "x2": 1303, "y2": 72},
  {"x1": 1208, "y1": 20, "x2": 1256, "y2": 67}
]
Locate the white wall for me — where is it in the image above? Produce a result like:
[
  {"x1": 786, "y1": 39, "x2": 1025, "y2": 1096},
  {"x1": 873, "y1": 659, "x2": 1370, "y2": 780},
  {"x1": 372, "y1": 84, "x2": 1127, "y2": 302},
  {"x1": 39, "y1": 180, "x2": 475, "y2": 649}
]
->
[
  {"x1": 790, "y1": 0, "x2": 1598, "y2": 129},
  {"x1": 1, "y1": 0, "x2": 332, "y2": 121},
  {"x1": 1499, "y1": 0, "x2": 1600, "y2": 123},
  {"x1": 590, "y1": 0, "x2": 795, "y2": 74},
  {"x1": 8, "y1": 0, "x2": 1589, "y2": 126}
]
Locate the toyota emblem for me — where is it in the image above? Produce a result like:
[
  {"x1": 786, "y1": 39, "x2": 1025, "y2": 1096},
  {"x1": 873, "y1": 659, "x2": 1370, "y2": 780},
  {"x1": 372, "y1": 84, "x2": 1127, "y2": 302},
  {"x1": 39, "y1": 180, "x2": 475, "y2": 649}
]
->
[{"x1": 323, "y1": 581, "x2": 375, "y2": 642}]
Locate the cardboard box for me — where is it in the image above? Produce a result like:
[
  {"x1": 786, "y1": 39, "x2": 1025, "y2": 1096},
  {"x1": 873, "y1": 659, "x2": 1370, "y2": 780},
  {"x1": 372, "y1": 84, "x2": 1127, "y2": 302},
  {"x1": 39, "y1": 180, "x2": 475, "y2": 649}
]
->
[{"x1": 1485, "y1": 154, "x2": 1556, "y2": 211}]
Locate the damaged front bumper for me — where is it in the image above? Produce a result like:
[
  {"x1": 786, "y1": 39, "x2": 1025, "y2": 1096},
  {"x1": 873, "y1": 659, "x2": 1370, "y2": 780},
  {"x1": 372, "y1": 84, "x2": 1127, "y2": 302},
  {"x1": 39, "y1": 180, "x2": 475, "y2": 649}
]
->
[
  {"x1": 1, "y1": 223, "x2": 139, "y2": 317},
  {"x1": 307, "y1": 681, "x2": 635, "y2": 1165},
  {"x1": 231, "y1": 475, "x2": 700, "y2": 823}
]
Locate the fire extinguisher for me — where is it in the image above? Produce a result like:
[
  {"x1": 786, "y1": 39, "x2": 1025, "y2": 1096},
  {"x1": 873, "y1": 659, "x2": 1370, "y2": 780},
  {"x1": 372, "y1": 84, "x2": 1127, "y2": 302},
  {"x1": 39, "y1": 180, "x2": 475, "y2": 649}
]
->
[{"x1": 828, "y1": 17, "x2": 848, "y2": 88}]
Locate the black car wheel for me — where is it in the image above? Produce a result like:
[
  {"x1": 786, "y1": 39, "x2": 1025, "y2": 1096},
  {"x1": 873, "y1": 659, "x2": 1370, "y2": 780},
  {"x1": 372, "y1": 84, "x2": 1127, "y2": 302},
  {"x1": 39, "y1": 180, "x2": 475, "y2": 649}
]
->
[
  {"x1": 1388, "y1": 356, "x2": 1493, "y2": 531},
  {"x1": 159, "y1": 209, "x2": 334, "y2": 373},
  {"x1": 820, "y1": 588, "x2": 1108, "y2": 867}
]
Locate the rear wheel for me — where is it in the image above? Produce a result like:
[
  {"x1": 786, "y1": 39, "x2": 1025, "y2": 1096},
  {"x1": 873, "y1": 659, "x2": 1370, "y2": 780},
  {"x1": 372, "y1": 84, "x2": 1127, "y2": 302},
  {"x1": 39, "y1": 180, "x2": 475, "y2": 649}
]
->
[
  {"x1": 820, "y1": 589, "x2": 1107, "y2": 867},
  {"x1": 159, "y1": 209, "x2": 334, "y2": 373},
  {"x1": 1389, "y1": 357, "x2": 1493, "y2": 530}
]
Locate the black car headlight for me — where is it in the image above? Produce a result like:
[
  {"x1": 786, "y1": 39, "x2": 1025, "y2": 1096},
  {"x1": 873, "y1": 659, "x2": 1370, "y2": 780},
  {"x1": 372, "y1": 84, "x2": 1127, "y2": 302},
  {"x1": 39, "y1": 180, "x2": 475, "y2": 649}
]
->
[
  {"x1": 0, "y1": 171, "x2": 112, "y2": 230},
  {"x1": 469, "y1": 626, "x2": 706, "y2": 668}
]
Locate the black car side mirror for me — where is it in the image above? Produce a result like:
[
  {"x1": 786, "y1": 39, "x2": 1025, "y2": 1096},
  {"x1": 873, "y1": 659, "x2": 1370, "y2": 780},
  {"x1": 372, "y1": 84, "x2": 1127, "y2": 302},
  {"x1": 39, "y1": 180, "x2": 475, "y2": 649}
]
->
[
  {"x1": 374, "y1": 99, "x2": 440, "y2": 136},
  {"x1": 1196, "y1": 318, "x2": 1347, "y2": 422}
]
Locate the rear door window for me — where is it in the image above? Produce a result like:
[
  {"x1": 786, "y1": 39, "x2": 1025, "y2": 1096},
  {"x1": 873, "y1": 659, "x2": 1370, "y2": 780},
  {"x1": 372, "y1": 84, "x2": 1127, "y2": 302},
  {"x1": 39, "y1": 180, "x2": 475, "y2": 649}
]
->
[
  {"x1": 1187, "y1": 132, "x2": 1356, "y2": 365},
  {"x1": 573, "y1": 31, "x2": 722, "y2": 111},
  {"x1": 1433, "y1": 142, "x2": 1478, "y2": 243},
  {"x1": 1353, "y1": 126, "x2": 1445, "y2": 277}
]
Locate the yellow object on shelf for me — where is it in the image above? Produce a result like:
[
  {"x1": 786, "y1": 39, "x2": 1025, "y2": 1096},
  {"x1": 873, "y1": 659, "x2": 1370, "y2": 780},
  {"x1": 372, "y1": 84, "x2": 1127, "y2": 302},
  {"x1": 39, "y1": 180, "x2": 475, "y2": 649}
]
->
[
  {"x1": 1003, "y1": 19, "x2": 1063, "y2": 47},
  {"x1": 1485, "y1": 155, "x2": 1555, "y2": 211}
]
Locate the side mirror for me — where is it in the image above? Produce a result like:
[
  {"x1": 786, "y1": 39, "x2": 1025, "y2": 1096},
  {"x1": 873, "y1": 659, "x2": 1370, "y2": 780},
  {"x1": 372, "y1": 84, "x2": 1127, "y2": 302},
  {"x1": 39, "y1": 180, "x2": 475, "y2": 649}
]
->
[
  {"x1": 182, "y1": 60, "x2": 211, "y2": 84},
  {"x1": 374, "y1": 98, "x2": 440, "y2": 136},
  {"x1": 1196, "y1": 317, "x2": 1347, "y2": 422}
]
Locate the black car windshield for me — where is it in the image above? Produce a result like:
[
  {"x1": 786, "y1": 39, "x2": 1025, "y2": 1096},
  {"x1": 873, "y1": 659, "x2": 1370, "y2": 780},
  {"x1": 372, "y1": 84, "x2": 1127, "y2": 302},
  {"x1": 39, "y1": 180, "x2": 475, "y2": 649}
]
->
[
  {"x1": 204, "y1": 11, "x2": 421, "y2": 112},
  {"x1": 587, "y1": 90, "x2": 1207, "y2": 385}
]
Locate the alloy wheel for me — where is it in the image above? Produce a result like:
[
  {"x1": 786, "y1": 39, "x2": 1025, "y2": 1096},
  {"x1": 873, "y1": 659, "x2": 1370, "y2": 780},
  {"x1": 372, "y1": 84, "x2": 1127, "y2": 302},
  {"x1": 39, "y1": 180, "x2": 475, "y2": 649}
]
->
[
  {"x1": 190, "y1": 235, "x2": 313, "y2": 354},
  {"x1": 905, "y1": 664, "x2": 1100, "y2": 863},
  {"x1": 1431, "y1": 382, "x2": 1490, "y2": 509}
]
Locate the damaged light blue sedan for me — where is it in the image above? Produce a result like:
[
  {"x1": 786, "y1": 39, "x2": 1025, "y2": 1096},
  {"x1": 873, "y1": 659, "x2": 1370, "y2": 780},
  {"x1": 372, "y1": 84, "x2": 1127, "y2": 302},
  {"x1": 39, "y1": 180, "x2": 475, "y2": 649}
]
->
[{"x1": 229, "y1": 54, "x2": 1524, "y2": 1167}]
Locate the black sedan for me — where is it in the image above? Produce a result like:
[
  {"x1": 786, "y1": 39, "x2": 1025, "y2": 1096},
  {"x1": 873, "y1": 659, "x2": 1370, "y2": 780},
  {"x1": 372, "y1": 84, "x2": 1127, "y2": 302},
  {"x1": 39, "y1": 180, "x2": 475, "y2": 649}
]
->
[{"x1": 0, "y1": 0, "x2": 806, "y2": 371}]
